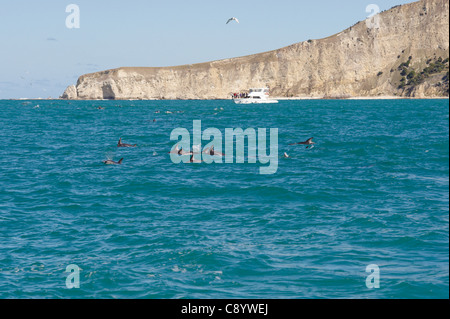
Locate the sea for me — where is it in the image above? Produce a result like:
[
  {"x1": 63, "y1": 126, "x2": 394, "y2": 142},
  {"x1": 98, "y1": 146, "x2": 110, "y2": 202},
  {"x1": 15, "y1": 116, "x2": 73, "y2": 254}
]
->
[{"x1": 0, "y1": 98, "x2": 448, "y2": 299}]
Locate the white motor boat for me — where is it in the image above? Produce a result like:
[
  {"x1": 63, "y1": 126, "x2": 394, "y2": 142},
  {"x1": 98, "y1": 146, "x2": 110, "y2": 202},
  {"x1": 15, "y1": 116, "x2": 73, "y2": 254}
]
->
[{"x1": 233, "y1": 88, "x2": 279, "y2": 104}]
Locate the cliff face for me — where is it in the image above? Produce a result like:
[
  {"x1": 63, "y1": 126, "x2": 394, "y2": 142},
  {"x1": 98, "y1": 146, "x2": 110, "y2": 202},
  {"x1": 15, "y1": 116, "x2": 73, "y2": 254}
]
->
[{"x1": 62, "y1": 0, "x2": 449, "y2": 100}]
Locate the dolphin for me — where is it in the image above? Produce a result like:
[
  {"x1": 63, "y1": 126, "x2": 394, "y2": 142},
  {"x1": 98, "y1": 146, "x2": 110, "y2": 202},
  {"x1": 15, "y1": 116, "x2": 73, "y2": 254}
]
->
[
  {"x1": 180, "y1": 147, "x2": 194, "y2": 155},
  {"x1": 118, "y1": 138, "x2": 137, "y2": 148},
  {"x1": 189, "y1": 154, "x2": 202, "y2": 163},
  {"x1": 289, "y1": 137, "x2": 316, "y2": 148},
  {"x1": 168, "y1": 144, "x2": 193, "y2": 155},
  {"x1": 203, "y1": 146, "x2": 225, "y2": 157},
  {"x1": 103, "y1": 158, "x2": 123, "y2": 165},
  {"x1": 168, "y1": 144, "x2": 180, "y2": 154}
]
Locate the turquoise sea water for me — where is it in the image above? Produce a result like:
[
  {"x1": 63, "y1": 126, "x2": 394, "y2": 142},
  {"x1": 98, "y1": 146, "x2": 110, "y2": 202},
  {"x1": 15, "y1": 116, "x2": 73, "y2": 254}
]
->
[{"x1": 0, "y1": 99, "x2": 448, "y2": 299}]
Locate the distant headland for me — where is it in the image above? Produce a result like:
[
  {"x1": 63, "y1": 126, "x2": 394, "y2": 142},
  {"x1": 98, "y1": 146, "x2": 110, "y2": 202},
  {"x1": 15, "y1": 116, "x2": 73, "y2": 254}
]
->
[{"x1": 62, "y1": 0, "x2": 449, "y2": 100}]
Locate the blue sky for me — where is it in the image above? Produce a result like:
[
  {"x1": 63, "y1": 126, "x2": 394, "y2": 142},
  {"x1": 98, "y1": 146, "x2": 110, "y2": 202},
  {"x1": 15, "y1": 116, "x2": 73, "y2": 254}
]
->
[{"x1": 0, "y1": 0, "x2": 415, "y2": 99}]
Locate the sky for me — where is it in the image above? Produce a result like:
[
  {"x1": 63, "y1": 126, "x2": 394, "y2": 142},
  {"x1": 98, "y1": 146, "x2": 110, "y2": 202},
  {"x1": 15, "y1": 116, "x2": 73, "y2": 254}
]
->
[{"x1": 0, "y1": 0, "x2": 416, "y2": 99}]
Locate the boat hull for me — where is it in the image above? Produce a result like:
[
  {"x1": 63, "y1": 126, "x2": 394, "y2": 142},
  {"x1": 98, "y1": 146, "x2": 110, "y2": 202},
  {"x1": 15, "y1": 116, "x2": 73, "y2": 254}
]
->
[{"x1": 233, "y1": 99, "x2": 279, "y2": 104}]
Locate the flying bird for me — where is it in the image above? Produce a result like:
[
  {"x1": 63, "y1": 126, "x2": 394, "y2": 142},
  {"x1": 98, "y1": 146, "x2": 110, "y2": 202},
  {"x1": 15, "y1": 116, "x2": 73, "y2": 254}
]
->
[{"x1": 226, "y1": 17, "x2": 239, "y2": 24}]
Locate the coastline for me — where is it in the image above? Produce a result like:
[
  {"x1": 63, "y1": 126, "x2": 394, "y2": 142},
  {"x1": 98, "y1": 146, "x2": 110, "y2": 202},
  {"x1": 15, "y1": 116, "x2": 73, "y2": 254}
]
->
[
  {"x1": 3, "y1": 96, "x2": 449, "y2": 101},
  {"x1": 276, "y1": 96, "x2": 449, "y2": 100}
]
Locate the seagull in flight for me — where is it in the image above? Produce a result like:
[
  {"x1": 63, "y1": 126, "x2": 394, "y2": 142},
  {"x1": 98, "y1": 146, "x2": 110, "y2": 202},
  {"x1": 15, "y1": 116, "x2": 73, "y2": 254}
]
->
[{"x1": 226, "y1": 17, "x2": 239, "y2": 24}]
